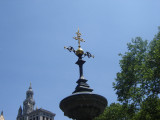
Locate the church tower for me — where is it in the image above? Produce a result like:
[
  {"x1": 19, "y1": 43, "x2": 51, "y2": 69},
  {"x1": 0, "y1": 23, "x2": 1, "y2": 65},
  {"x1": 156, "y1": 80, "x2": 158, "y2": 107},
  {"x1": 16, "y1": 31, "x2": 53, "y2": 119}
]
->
[
  {"x1": 17, "y1": 84, "x2": 55, "y2": 120},
  {"x1": 23, "y1": 83, "x2": 35, "y2": 115}
]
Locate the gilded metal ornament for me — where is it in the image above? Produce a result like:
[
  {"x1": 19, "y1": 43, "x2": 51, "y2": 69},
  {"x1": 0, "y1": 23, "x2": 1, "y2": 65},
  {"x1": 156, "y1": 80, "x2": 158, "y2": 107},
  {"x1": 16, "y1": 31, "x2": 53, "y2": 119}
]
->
[{"x1": 64, "y1": 28, "x2": 94, "y2": 58}]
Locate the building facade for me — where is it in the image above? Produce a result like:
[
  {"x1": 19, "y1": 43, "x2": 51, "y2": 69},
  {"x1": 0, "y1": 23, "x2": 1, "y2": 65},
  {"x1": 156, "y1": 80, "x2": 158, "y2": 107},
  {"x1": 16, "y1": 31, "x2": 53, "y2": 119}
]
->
[{"x1": 17, "y1": 84, "x2": 55, "y2": 120}]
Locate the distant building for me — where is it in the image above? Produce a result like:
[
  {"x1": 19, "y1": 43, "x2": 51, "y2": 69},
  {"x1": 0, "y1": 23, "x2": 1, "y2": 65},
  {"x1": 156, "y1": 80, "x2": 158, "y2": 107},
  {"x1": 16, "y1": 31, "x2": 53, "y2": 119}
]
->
[
  {"x1": 17, "y1": 84, "x2": 55, "y2": 120},
  {"x1": 0, "y1": 111, "x2": 5, "y2": 120}
]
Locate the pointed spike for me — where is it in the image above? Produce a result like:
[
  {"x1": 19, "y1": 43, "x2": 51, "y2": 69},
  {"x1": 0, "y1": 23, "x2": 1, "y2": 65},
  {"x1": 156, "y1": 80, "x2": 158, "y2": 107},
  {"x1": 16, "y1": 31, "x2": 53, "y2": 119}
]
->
[
  {"x1": 29, "y1": 82, "x2": 32, "y2": 89},
  {"x1": 1, "y1": 111, "x2": 3, "y2": 115}
]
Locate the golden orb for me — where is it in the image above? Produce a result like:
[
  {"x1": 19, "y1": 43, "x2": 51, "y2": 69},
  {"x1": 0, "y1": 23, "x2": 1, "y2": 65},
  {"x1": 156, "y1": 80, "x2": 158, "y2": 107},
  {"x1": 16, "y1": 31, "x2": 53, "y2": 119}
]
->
[{"x1": 76, "y1": 47, "x2": 84, "y2": 56}]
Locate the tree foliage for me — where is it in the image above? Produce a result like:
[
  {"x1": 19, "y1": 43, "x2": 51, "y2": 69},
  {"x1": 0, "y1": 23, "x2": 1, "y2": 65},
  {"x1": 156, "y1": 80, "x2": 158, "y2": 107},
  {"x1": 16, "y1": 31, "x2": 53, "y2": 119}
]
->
[
  {"x1": 94, "y1": 103, "x2": 128, "y2": 120},
  {"x1": 133, "y1": 96, "x2": 160, "y2": 120},
  {"x1": 113, "y1": 37, "x2": 148, "y2": 106},
  {"x1": 95, "y1": 28, "x2": 160, "y2": 120},
  {"x1": 113, "y1": 28, "x2": 160, "y2": 107},
  {"x1": 94, "y1": 103, "x2": 136, "y2": 120}
]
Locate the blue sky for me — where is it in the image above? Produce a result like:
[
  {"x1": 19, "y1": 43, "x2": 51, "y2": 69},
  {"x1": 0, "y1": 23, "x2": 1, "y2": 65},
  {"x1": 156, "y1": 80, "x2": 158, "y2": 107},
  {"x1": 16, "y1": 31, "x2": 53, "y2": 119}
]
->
[{"x1": 0, "y1": 0, "x2": 160, "y2": 120}]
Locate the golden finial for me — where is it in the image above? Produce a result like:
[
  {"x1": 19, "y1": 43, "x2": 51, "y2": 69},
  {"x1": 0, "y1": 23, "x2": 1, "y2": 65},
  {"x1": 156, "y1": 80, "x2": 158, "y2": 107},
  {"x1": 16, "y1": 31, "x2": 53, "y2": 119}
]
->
[
  {"x1": 64, "y1": 29, "x2": 94, "y2": 58},
  {"x1": 73, "y1": 28, "x2": 85, "y2": 48}
]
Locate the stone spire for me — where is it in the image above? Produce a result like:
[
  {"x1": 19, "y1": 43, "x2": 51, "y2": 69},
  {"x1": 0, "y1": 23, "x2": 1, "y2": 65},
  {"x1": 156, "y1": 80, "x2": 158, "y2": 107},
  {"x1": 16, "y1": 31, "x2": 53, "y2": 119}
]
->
[
  {"x1": 18, "y1": 106, "x2": 22, "y2": 116},
  {"x1": 0, "y1": 111, "x2": 4, "y2": 120},
  {"x1": 1, "y1": 111, "x2": 3, "y2": 116},
  {"x1": 29, "y1": 82, "x2": 32, "y2": 89},
  {"x1": 23, "y1": 83, "x2": 35, "y2": 114}
]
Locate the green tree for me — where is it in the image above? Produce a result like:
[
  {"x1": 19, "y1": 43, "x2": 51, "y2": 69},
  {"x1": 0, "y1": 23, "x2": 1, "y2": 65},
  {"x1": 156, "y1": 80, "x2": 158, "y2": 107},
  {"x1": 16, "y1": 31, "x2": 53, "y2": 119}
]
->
[
  {"x1": 113, "y1": 28, "x2": 160, "y2": 108},
  {"x1": 94, "y1": 103, "x2": 130, "y2": 120},
  {"x1": 113, "y1": 37, "x2": 148, "y2": 107},
  {"x1": 95, "y1": 27, "x2": 160, "y2": 120},
  {"x1": 144, "y1": 29, "x2": 160, "y2": 96},
  {"x1": 133, "y1": 96, "x2": 160, "y2": 120}
]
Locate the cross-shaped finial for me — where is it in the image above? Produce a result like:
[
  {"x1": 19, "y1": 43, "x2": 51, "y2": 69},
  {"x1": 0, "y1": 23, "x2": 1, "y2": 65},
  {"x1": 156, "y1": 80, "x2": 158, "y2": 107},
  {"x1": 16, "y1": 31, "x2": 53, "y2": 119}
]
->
[{"x1": 73, "y1": 28, "x2": 85, "y2": 48}]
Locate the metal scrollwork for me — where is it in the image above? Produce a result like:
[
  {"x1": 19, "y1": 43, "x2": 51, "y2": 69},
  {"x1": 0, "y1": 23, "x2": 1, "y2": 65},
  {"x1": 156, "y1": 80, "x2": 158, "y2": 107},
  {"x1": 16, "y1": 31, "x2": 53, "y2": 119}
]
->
[
  {"x1": 64, "y1": 46, "x2": 76, "y2": 54},
  {"x1": 84, "y1": 52, "x2": 94, "y2": 58},
  {"x1": 64, "y1": 28, "x2": 94, "y2": 59}
]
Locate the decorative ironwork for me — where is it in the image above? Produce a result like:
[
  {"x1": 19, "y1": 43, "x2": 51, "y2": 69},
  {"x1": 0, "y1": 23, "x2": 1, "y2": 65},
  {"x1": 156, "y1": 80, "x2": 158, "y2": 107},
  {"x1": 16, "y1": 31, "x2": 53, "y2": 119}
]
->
[
  {"x1": 64, "y1": 28, "x2": 94, "y2": 59},
  {"x1": 84, "y1": 52, "x2": 94, "y2": 58},
  {"x1": 64, "y1": 46, "x2": 76, "y2": 53}
]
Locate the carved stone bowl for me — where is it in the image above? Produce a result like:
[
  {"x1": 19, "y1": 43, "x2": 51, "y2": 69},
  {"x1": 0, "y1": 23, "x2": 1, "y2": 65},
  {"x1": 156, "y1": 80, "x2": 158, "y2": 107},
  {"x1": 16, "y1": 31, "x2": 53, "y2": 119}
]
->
[{"x1": 60, "y1": 92, "x2": 107, "y2": 120}]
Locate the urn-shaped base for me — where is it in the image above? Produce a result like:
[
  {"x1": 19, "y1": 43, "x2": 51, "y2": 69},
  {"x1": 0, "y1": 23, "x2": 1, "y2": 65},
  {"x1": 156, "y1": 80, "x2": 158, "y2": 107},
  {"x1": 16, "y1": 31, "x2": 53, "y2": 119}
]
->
[{"x1": 60, "y1": 92, "x2": 107, "y2": 120}]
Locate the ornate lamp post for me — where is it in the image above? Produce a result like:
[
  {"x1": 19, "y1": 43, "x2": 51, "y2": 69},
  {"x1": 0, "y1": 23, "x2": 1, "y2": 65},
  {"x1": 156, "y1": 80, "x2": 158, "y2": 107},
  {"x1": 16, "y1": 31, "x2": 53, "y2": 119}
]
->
[{"x1": 60, "y1": 29, "x2": 107, "y2": 120}]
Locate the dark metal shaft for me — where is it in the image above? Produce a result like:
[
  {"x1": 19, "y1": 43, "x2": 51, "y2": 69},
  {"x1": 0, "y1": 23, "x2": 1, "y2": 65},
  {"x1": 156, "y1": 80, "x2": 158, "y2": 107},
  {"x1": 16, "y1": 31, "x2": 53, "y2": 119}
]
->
[{"x1": 76, "y1": 58, "x2": 86, "y2": 79}]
